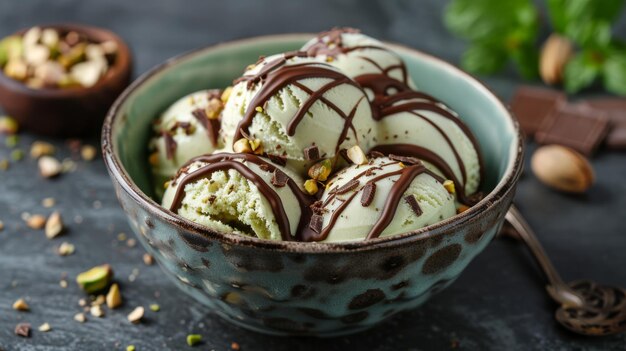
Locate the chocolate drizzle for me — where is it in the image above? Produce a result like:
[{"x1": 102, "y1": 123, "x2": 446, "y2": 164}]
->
[
  {"x1": 302, "y1": 159, "x2": 442, "y2": 242},
  {"x1": 162, "y1": 131, "x2": 177, "y2": 160},
  {"x1": 168, "y1": 153, "x2": 312, "y2": 241},
  {"x1": 232, "y1": 53, "x2": 366, "y2": 154}
]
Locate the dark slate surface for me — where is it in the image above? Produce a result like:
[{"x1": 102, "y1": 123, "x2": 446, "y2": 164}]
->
[{"x1": 1, "y1": 1, "x2": 625, "y2": 350}]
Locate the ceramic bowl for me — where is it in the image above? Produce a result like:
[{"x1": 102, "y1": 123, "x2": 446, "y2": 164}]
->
[
  {"x1": 0, "y1": 23, "x2": 132, "y2": 137},
  {"x1": 102, "y1": 34, "x2": 523, "y2": 337}
]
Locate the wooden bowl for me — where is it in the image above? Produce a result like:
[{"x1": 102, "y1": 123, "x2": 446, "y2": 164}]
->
[{"x1": 0, "y1": 23, "x2": 132, "y2": 137}]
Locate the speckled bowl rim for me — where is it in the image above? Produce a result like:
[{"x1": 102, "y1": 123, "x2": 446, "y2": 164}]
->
[
  {"x1": 102, "y1": 33, "x2": 524, "y2": 253},
  {"x1": 0, "y1": 23, "x2": 132, "y2": 97}
]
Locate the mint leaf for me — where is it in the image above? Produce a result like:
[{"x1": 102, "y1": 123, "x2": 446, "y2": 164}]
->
[
  {"x1": 461, "y1": 43, "x2": 507, "y2": 74},
  {"x1": 603, "y1": 52, "x2": 626, "y2": 95},
  {"x1": 444, "y1": 0, "x2": 538, "y2": 42},
  {"x1": 564, "y1": 52, "x2": 601, "y2": 93},
  {"x1": 566, "y1": 20, "x2": 612, "y2": 48},
  {"x1": 510, "y1": 42, "x2": 539, "y2": 79}
]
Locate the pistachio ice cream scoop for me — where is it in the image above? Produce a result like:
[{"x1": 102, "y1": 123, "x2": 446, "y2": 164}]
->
[
  {"x1": 161, "y1": 153, "x2": 309, "y2": 241},
  {"x1": 371, "y1": 91, "x2": 482, "y2": 200},
  {"x1": 301, "y1": 27, "x2": 417, "y2": 96},
  {"x1": 149, "y1": 89, "x2": 224, "y2": 197},
  {"x1": 219, "y1": 52, "x2": 375, "y2": 170},
  {"x1": 305, "y1": 156, "x2": 456, "y2": 243}
]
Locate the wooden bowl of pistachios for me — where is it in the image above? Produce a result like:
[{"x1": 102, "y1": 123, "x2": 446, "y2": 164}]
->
[{"x1": 0, "y1": 23, "x2": 132, "y2": 137}]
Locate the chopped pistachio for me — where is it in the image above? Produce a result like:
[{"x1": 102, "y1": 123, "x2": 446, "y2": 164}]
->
[
  {"x1": 443, "y1": 180, "x2": 455, "y2": 194},
  {"x1": 76, "y1": 264, "x2": 113, "y2": 293},
  {"x1": 149, "y1": 304, "x2": 160, "y2": 312},
  {"x1": 0, "y1": 220, "x2": 4, "y2": 231},
  {"x1": 38, "y1": 156, "x2": 62, "y2": 178},
  {"x1": 255, "y1": 106, "x2": 263, "y2": 113},
  {"x1": 127, "y1": 306, "x2": 144, "y2": 324},
  {"x1": 12, "y1": 298, "x2": 29, "y2": 311},
  {"x1": 74, "y1": 312, "x2": 86, "y2": 323},
  {"x1": 106, "y1": 283, "x2": 122, "y2": 309},
  {"x1": 126, "y1": 346, "x2": 135, "y2": 351},
  {"x1": 57, "y1": 242, "x2": 74, "y2": 256},
  {"x1": 304, "y1": 179, "x2": 319, "y2": 195},
  {"x1": 30, "y1": 141, "x2": 55, "y2": 158},
  {"x1": 0, "y1": 159, "x2": 8, "y2": 170},
  {"x1": 89, "y1": 305, "x2": 104, "y2": 318},
  {"x1": 80, "y1": 145, "x2": 97, "y2": 161},
  {"x1": 0, "y1": 116, "x2": 19, "y2": 134},
  {"x1": 10, "y1": 149, "x2": 23, "y2": 161},
  {"x1": 5, "y1": 135, "x2": 18, "y2": 147},
  {"x1": 186, "y1": 334, "x2": 202, "y2": 346},
  {"x1": 4, "y1": 58, "x2": 28, "y2": 80},
  {"x1": 308, "y1": 159, "x2": 333, "y2": 181},
  {"x1": 45, "y1": 211, "x2": 64, "y2": 239},
  {"x1": 346, "y1": 145, "x2": 368, "y2": 165},
  {"x1": 205, "y1": 98, "x2": 223, "y2": 119},
  {"x1": 221, "y1": 86, "x2": 233, "y2": 103},
  {"x1": 26, "y1": 214, "x2": 46, "y2": 229},
  {"x1": 233, "y1": 138, "x2": 252, "y2": 153}
]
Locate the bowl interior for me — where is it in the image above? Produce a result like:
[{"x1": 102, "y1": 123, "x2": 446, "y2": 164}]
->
[{"x1": 111, "y1": 34, "x2": 517, "y2": 210}]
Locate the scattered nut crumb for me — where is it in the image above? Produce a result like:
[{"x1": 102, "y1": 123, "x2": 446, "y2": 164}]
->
[
  {"x1": 26, "y1": 214, "x2": 46, "y2": 229},
  {"x1": 41, "y1": 197, "x2": 55, "y2": 208},
  {"x1": 12, "y1": 298, "x2": 29, "y2": 311},
  {"x1": 74, "y1": 312, "x2": 86, "y2": 323},
  {"x1": 59, "y1": 279, "x2": 68, "y2": 288},
  {"x1": 106, "y1": 283, "x2": 122, "y2": 309},
  {"x1": 30, "y1": 141, "x2": 55, "y2": 158},
  {"x1": 38, "y1": 323, "x2": 51, "y2": 332},
  {"x1": 149, "y1": 304, "x2": 160, "y2": 312},
  {"x1": 117, "y1": 232, "x2": 127, "y2": 241},
  {"x1": 45, "y1": 211, "x2": 64, "y2": 239},
  {"x1": 346, "y1": 145, "x2": 368, "y2": 165},
  {"x1": 90, "y1": 305, "x2": 104, "y2": 318},
  {"x1": 186, "y1": 334, "x2": 202, "y2": 346},
  {"x1": 127, "y1": 306, "x2": 144, "y2": 323},
  {"x1": 80, "y1": 145, "x2": 97, "y2": 161},
  {"x1": 126, "y1": 346, "x2": 136, "y2": 351},
  {"x1": 91, "y1": 294, "x2": 106, "y2": 306},
  {"x1": 61, "y1": 158, "x2": 77, "y2": 173},
  {"x1": 143, "y1": 253, "x2": 154, "y2": 266},
  {"x1": 126, "y1": 238, "x2": 136, "y2": 247},
  {"x1": 0, "y1": 220, "x2": 4, "y2": 231},
  {"x1": 231, "y1": 341, "x2": 240, "y2": 350},
  {"x1": 38, "y1": 156, "x2": 62, "y2": 178},
  {"x1": 57, "y1": 242, "x2": 75, "y2": 256}
]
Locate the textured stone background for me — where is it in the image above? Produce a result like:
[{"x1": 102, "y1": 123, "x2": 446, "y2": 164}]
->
[{"x1": 1, "y1": 0, "x2": 625, "y2": 350}]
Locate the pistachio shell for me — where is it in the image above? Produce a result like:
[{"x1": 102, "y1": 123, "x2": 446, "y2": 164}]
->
[{"x1": 531, "y1": 145, "x2": 594, "y2": 193}]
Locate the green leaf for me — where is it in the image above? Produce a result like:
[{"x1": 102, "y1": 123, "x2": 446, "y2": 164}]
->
[
  {"x1": 564, "y1": 52, "x2": 601, "y2": 93},
  {"x1": 565, "y1": 20, "x2": 612, "y2": 48},
  {"x1": 444, "y1": 0, "x2": 538, "y2": 42},
  {"x1": 603, "y1": 52, "x2": 626, "y2": 95},
  {"x1": 461, "y1": 43, "x2": 508, "y2": 74},
  {"x1": 510, "y1": 43, "x2": 539, "y2": 79}
]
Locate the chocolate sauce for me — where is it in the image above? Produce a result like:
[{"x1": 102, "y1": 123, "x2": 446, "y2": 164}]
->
[
  {"x1": 233, "y1": 54, "x2": 367, "y2": 154},
  {"x1": 168, "y1": 153, "x2": 312, "y2": 241}
]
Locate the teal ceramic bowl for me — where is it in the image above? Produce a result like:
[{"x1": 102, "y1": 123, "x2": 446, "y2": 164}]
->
[{"x1": 102, "y1": 34, "x2": 523, "y2": 337}]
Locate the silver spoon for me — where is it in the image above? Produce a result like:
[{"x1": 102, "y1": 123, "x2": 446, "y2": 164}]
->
[{"x1": 502, "y1": 205, "x2": 626, "y2": 336}]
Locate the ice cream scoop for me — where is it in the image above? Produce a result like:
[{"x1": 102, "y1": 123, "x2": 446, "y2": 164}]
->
[
  {"x1": 161, "y1": 153, "x2": 310, "y2": 241},
  {"x1": 219, "y1": 52, "x2": 375, "y2": 170},
  {"x1": 371, "y1": 90, "x2": 482, "y2": 201},
  {"x1": 305, "y1": 156, "x2": 456, "y2": 242},
  {"x1": 302, "y1": 27, "x2": 417, "y2": 96},
  {"x1": 148, "y1": 89, "x2": 224, "y2": 197}
]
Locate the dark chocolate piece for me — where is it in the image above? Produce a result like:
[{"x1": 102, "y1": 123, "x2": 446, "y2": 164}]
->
[
  {"x1": 361, "y1": 183, "x2": 376, "y2": 207},
  {"x1": 267, "y1": 154, "x2": 287, "y2": 166},
  {"x1": 333, "y1": 179, "x2": 359, "y2": 195},
  {"x1": 309, "y1": 214, "x2": 323, "y2": 234},
  {"x1": 191, "y1": 108, "x2": 220, "y2": 147},
  {"x1": 271, "y1": 169, "x2": 289, "y2": 187},
  {"x1": 509, "y1": 86, "x2": 565, "y2": 137},
  {"x1": 535, "y1": 104, "x2": 610, "y2": 156},
  {"x1": 368, "y1": 150, "x2": 385, "y2": 159},
  {"x1": 581, "y1": 99, "x2": 626, "y2": 149},
  {"x1": 404, "y1": 195, "x2": 422, "y2": 217},
  {"x1": 162, "y1": 131, "x2": 177, "y2": 160},
  {"x1": 388, "y1": 154, "x2": 421, "y2": 165},
  {"x1": 303, "y1": 145, "x2": 320, "y2": 160}
]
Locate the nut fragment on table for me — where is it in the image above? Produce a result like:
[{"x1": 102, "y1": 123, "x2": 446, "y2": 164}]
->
[
  {"x1": 540, "y1": 34, "x2": 573, "y2": 85},
  {"x1": 76, "y1": 264, "x2": 113, "y2": 293},
  {"x1": 45, "y1": 211, "x2": 64, "y2": 238},
  {"x1": 531, "y1": 145, "x2": 594, "y2": 193},
  {"x1": 38, "y1": 156, "x2": 62, "y2": 178},
  {"x1": 106, "y1": 283, "x2": 122, "y2": 309},
  {"x1": 12, "y1": 298, "x2": 29, "y2": 311},
  {"x1": 26, "y1": 214, "x2": 46, "y2": 229},
  {"x1": 127, "y1": 306, "x2": 144, "y2": 323},
  {"x1": 0, "y1": 26, "x2": 118, "y2": 89},
  {"x1": 0, "y1": 116, "x2": 19, "y2": 134}
]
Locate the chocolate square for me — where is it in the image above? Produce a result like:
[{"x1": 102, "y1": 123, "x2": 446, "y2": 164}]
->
[
  {"x1": 582, "y1": 98, "x2": 626, "y2": 150},
  {"x1": 509, "y1": 86, "x2": 565, "y2": 137},
  {"x1": 535, "y1": 104, "x2": 610, "y2": 155}
]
